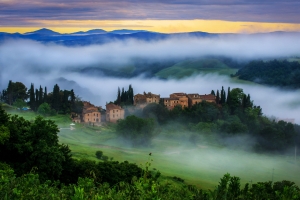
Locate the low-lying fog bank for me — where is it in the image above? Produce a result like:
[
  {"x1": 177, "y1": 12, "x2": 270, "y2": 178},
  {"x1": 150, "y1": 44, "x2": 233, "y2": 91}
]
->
[{"x1": 1, "y1": 38, "x2": 300, "y2": 124}]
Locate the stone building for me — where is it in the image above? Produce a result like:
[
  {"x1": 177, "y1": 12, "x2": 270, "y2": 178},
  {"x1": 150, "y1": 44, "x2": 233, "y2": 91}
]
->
[
  {"x1": 134, "y1": 92, "x2": 160, "y2": 108},
  {"x1": 187, "y1": 93, "x2": 216, "y2": 107},
  {"x1": 162, "y1": 92, "x2": 189, "y2": 110},
  {"x1": 82, "y1": 101, "x2": 101, "y2": 123},
  {"x1": 106, "y1": 103, "x2": 125, "y2": 123},
  {"x1": 199, "y1": 94, "x2": 216, "y2": 103}
]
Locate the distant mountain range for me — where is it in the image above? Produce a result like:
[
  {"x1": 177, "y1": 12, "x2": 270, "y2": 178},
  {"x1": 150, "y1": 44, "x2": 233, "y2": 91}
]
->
[{"x1": 0, "y1": 28, "x2": 299, "y2": 46}]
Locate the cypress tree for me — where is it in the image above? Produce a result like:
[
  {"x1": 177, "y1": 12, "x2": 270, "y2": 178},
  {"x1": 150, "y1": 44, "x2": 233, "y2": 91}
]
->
[
  {"x1": 35, "y1": 89, "x2": 39, "y2": 110},
  {"x1": 70, "y1": 89, "x2": 75, "y2": 112},
  {"x1": 29, "y1": 83, "x2": 35, "y2": 110},
  {"x1": 220, "y1": 86, "x2": 225, "y2": 104},
  {"x1": 211, "y1": 90, "x2": 215, "y2": 96},
  {"x1": 226, "y1": 87, "x2": 231, "y2": 105},
  {"x1": 52, "y1": 84, "x2": 60, "y2": 112},
  {"x1": 216, "y1": 90, "x2": 220, "y2": 104},
  {"x1": 7, "y1": 80, "x2": 13, "y2": 105},
  {"x1": 39, "y1": 85, "x2": 43, "y2": 106},
  {"x1": 117, "y1": 87, "x2": 121, "y2": 105},
  {"x1": 44, "y1": 87, "x2": 47, "y2": 103}
]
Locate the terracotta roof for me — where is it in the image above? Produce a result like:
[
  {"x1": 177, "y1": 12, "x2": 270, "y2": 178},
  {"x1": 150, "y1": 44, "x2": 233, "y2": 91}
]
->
[
  {"x1": 172, "y1": 93, "x2": 187, "y2": 96},
  {"x1": 200, "y1": 94, "x2": 215, "y2": 101},
  {"x1": 187, "y1": 93, "x2": 201, "y2": 99},
  {"x1": 83, "y1": 109, "x2": 99, "y2": 114},
  {"x1": 106, "y1": 103, "x2": 123, "y2": 111}
]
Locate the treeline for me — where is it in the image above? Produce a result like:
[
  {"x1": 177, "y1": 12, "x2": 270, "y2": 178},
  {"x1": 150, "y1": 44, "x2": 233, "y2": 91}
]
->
[
  {"x1": 0, "y1": 81, "x2": 83, "y2": 115},
  {"x1": 234, "y1": 59, "x2": 300, "y2": 88},
  {"x1": 0, "y1": 106, "x2": 142, "y2": 186},
  {"x1": 128, "y1": 86, "x2": 299, "y2": 153},
  {"x1": 1, "y1": 99, "x2": 300, "y2": 199},
  {"x1": 114, "y1": 84, "x2": 134, "y2": 106}
]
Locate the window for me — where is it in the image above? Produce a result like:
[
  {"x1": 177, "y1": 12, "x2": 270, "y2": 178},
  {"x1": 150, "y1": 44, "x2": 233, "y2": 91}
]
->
[
  {"x1": 113, "y1": 114, "x2": 115, "y2": 118},
  {"x1": 88, "y1": 114, "x2": 89, "y2": 116},
  {"x1": 113, "y1": 110, "x2": 115, "y2": 113}
]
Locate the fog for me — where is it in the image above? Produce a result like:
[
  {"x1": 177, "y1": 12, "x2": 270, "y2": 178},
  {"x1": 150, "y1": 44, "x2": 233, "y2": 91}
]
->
[{"x1": 1, "y1": 35, "x2": 300, "y2": 124}]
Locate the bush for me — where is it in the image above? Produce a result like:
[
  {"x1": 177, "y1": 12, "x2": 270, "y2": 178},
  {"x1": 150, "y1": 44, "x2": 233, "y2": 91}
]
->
[{"x1": 95, "y1": 151, "x2": 103, "y2": 159}]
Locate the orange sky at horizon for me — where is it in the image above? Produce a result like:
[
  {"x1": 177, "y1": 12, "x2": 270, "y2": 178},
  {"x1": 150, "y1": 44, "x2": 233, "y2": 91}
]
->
[{"x1": 1, "y1": 20, "x2": 300, "y2": 34}]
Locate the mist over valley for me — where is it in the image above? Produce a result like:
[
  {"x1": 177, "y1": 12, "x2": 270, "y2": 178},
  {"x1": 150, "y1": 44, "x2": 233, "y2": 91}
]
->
[{"x1": 1, "y1": 30, "x2": 300, "y2": 193}]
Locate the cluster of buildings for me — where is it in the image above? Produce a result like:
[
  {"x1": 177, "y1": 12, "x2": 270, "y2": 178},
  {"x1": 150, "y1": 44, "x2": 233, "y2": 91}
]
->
[
  {"x1": 134, "y1": 92, "x2": 216, "y2": 110},
  {"x1": 72, "y1": 92, "x2": 216, "y2": 124}
]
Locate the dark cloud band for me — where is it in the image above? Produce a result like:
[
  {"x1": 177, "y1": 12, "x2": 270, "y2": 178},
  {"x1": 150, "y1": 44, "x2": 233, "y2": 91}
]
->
[{"x1": 0, "y1": 0, "x2": 300, "y2": 26}]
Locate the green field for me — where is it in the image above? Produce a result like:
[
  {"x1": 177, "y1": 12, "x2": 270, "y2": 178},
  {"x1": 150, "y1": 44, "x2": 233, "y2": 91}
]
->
[
  {"x1": 4, "y1": 106, "x2": 300, "y2": 190},
  {"x1": 155, "y1": 58, "x2": 238, "y2": 79}
]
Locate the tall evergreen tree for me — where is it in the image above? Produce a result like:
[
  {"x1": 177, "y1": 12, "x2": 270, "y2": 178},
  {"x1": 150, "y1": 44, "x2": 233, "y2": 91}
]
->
[
  {"x1": 29, "y1": 83, "x2": 35, "y2": 110},
  {"x1": 35, "y1": 89, "x2": 39, "y2": 110},
  {"x1": 70, "y1": 89, "x2": 75, "y2": 112},
  {"x1": 52, "y1": 84, "x2": 60, "y2": 112},
  {"x1": 44, "y1": 87, "x2": 47, "y2": 103},
  {"x1": 216, "y1": 90, "x2": 220, "y2": 104},
  {"x1": 7, "y1": 80, "x2": 13, "y2": 105},
  {"x1": 220, "y1": 86, "x2": 225, "y2": 104},
  {"x1": 39, "y1": 85, "x2": 43, "y2": 106},
  {"x1": 117, "y1": 87, "x2": 121, "y2": 105},
  {"x1": 211, "y1": 90, "x2": 215, "y2": 96},
  {"x1": 226, "y1": 87, "x2": 231, "y2": 105}
]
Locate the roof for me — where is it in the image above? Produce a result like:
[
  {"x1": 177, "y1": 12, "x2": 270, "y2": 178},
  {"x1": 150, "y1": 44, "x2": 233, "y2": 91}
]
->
[
  {"x1": 82, "y1": 109, "x2": 100, "y2": 114},
  {"x1": 187, "y1": 93, "x2": 201, "y2": 99},
  {"x1": 106, "y1": 103, "x2": 123, "y2": 111},
  {"x1": 200, "y1": 94, "x2": 216, "y2": 101},
  {"x1": 172, "y1": 92, "x2": 187, "y2": 96},
  {"x1": 134, "y1": 92, "x2": 160, "y2": 98}
]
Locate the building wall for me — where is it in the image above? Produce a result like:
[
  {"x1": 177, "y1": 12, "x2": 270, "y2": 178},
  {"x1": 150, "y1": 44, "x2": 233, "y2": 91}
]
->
[
  {"x1": 83, "y1": 111, "x2": 101, "y2": 123},
  {"x1": 106, "y1": 108, "x2": 125, "y2": 123}
]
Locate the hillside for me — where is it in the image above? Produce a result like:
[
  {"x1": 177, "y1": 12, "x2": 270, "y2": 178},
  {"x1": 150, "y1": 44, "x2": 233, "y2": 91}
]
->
[
  {"x1": 234, "y1": 59, "x2": 300, "y2": 88},
  {"x1": 155, "y1": 58, "x2": 238, "y2": 79}
]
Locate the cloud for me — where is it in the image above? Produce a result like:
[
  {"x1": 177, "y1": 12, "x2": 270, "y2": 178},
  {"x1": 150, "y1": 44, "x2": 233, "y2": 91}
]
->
[
  {"x1": 1, "y1": 35, "x2": 300, "y2": 123},
  {"x1": 0, "y1": 0, "x2": 300, "y2": 25}
]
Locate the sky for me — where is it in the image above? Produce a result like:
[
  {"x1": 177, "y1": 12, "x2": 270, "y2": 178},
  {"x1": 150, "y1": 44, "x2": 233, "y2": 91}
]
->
[{"x1": 1, "y1": 0, "x2": 300, "y2": 33}]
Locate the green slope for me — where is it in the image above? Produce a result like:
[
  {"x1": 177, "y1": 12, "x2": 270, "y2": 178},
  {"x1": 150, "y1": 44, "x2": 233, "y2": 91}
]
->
[{"x1": 155, "y1": 58, "x2": 238, "y2": 79}]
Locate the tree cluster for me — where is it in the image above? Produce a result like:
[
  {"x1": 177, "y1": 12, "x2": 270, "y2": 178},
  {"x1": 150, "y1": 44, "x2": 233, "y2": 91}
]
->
[
  {"x1": 116, "y1": 115, "x2": 155, "y2": 146},
  {"x1": 0, "y1": 105, "x2": 142, "y2": 186},
  {"x1": 115, "y1": 84, "x2": 134, "y2": 106},
  {"x1": 1, "y1": 81, "x2": 83, "y2": 115},
  {"x1": 234, "y1": 59, "x2": 300, "y2": 88},
  {"x1": 141, "y1": 87, "x2": 299, "y2": 153}
]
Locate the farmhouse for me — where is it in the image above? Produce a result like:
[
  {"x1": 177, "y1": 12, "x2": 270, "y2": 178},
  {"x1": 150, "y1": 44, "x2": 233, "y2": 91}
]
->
[
  {"x1": 162, "y1": 92, "x2": 189, "y2": 110},
  {"x1": 82, "y1": 101, "x2": 101, "y2": 123},
  {"x1": 134, "y1": 92, "x2": 160, "y2": 108},
  {"x1": 106, "y1": 103, "x2": 125, "y2": 123},
  {"x1": 187, "y1": 93, "x2": 216, "y2": 107}
]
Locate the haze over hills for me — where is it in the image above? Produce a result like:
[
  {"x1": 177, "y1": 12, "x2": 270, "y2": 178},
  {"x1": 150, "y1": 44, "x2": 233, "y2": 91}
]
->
[{"x1": 1, "y1": 28, "x2": 299, "y2": 46}]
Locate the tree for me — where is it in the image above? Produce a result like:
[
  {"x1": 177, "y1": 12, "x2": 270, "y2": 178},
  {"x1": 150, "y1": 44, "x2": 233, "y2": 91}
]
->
[
  {"x1": 4, "y1": 81, "x2": 28, "y2": 105},
  {"x1": 52, "y1": 84, "x2": 60, "y2": 112},
  {"x1": 116, "y1": 115, "x2": 155, "y2": 146},
  {"x1": 211, "y1": 90, "x2": 215, "y2": 96},
  {"x1": 95, "y1": 151, "x2": 103, "y2": 159},
  {"x1": 37, "y1": 103, "x2": 52, "y2": 116},
  {"x1": 12, "y1": 99, "x2": 27, "y2": 109},
  {"x1": 29, "y1": 83, "x2": 35, "y2": 110},
  {"x1": 0, "y1": 110, "x2": 69, "y2": 182},
  {"x1": 39, "y1": 85, "x2": 43, "y2": 106},
  {"x1": 216, "y1": 90, "x2": 220, "y2": 104},
  {"x1": 35, "y1": 88, "x2": 39, "y2": 109},
  {"x1": 44, "y1": 87, "x2": 47, "y2": 104}
]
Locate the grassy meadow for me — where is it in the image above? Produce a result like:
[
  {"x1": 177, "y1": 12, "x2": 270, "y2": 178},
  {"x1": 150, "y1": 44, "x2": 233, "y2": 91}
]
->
[{"x1": 4, "y1": 105, "x2": 300, "y2": 190}]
